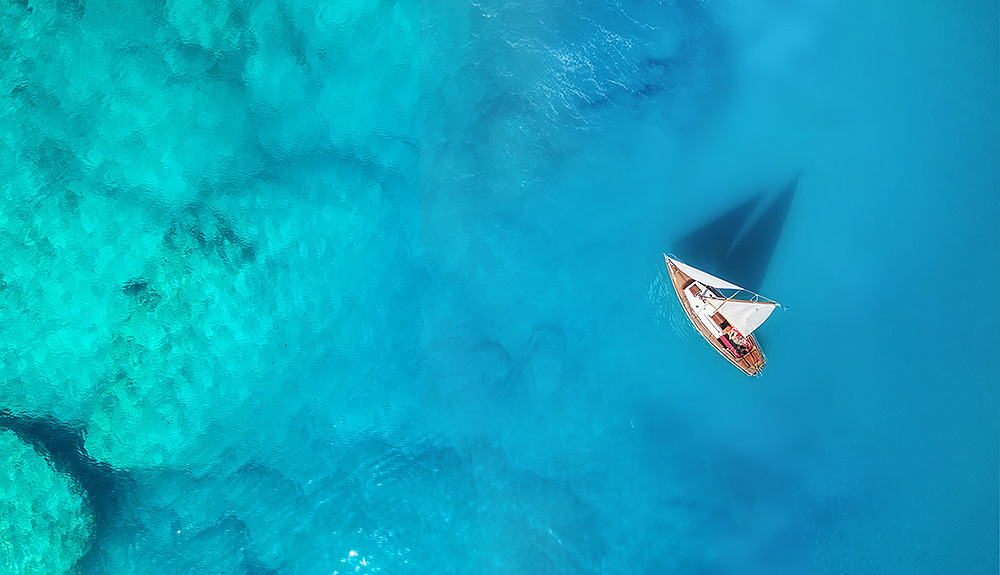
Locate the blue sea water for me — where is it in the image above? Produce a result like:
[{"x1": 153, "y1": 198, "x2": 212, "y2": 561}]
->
[{"x1": 0, "y1": 0, "x2": 997, "y2": 573}]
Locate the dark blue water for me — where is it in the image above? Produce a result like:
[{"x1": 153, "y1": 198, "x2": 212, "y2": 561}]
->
[{"x1": 0, "y1": 0, "x2": 996, "y2": 573}]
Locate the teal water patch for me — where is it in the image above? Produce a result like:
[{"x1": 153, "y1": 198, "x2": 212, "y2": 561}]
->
[{"x1": 105, "y1": 438, "x2": 606, "y2": 573}]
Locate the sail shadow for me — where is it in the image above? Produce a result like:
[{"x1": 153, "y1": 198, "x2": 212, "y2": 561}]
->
[
  {"x1": 673, "y1": 193, "x2": 763, "y2": 283},
  {"x1": 672, "y1": 177, "x2": 797, "y2": 293}
]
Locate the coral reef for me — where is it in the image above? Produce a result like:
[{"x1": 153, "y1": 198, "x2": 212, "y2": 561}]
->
[{"x1": 0, "y1": 428, "x2": 94, "y2": 574}]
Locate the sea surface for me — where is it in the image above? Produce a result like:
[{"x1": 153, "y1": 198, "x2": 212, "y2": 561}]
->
[{"x1": 0, "y1": 0, "x2": 997, "y2": 573}]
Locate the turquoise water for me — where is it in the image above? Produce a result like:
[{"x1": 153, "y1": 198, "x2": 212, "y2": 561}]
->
[{"x1": 0, "y1": 0, "x2": 997, "y2": 572}]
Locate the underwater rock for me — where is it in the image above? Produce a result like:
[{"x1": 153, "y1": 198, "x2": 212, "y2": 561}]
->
[
  {"x1": 0, "y1": 428, "x2": 95, "y2": 574},
  {"x1": 164, "y1": 0, "x2": 247, "y2": 55},
  {"x1": 0, "y1": 183, "x2": 163, "y2": 424},
  {"x1": 85, "y1": 168, "x2": 416, "y2": 470},
  {"x1": 0, "y1": 410, "x2": 126, "y2": 532},
  {"x1": 2, "y1": 0, "x2": 418, "y2": 472},
  {"x1": 523, "y1": 323, "x2": 569, "y2": 399},
  {"x1": 122, "y1": 279, "x2": 161, "y2": 310},
  {"x1": 244, "y1": 0, "x2": 419, "y2": 163},
  {"x1": 84, "y1": 208, "x2": 272, "y2": 470}
]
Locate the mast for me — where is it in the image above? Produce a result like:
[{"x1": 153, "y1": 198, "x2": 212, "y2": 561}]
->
[{"x1": 665, "y1": 254, "x2": 781, "y2": 335}]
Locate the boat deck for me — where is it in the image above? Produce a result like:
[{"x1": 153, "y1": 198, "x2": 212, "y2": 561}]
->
[{"x1": 666, "y1": 259, "x2": 767, "y2": 376}]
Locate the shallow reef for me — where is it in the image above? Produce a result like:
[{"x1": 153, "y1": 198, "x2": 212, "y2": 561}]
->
[{"x1": 0, "y1": 428, "x2": 95, "y2": 574}]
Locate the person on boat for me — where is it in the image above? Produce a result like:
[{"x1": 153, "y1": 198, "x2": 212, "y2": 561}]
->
[{"x1": 728, "y1": 329, "x2": 750, "y2": 355}]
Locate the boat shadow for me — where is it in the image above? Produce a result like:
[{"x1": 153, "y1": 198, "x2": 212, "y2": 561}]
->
[{"x1": 672, "y1": 177, "x2": 797, "y2": 294}]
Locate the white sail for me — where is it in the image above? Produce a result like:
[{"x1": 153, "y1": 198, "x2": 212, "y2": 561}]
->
[
  {"x1": 665, "y1": 255, "x2": 744, "y2": 291},
  {"x1": 705, "y1": 297, "x2": 777, "y2": 336}
]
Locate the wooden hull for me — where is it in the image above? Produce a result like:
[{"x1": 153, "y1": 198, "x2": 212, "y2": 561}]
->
[{"x1": 666, "y1": 259, "x2": 767, "y2": 377}]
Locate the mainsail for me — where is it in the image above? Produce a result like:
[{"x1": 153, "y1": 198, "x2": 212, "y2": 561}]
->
[
  {"x1": 705, "y1": 297, "x2": 777, "y2": 336},
  {"x1": 665, "y1": 256, "x2": 744, "y2": 291},
  {"x1": 664, "y1": 252, "x2": 782, "y2": 376}
]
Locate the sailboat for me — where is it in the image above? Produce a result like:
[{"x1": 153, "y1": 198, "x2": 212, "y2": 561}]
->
[{"x1": 664, "y1": 254, "x2": 782, "y2": 376}]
